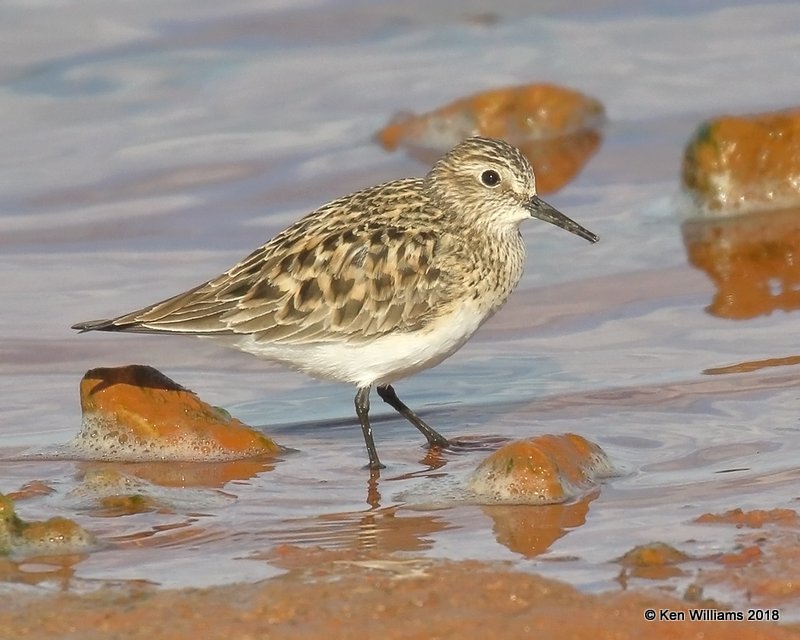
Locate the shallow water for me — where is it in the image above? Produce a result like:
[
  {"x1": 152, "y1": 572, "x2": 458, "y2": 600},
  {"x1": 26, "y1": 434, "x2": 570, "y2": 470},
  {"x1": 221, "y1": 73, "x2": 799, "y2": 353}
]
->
[{"x1": 2, "y1": 0, "x2": 800, "y2": 607}]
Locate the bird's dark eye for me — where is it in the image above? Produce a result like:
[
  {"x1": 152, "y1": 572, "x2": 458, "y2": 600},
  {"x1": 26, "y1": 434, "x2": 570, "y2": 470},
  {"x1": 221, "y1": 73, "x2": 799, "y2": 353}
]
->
[{"x1": 480, "y1": 169, "x2": 501, "y2": 187}]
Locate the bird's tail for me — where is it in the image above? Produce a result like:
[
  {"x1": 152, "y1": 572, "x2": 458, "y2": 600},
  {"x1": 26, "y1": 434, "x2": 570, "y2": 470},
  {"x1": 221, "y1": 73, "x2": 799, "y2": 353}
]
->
[{"x1": 71, "y1": 319, "x2": 125, "y2": 333}]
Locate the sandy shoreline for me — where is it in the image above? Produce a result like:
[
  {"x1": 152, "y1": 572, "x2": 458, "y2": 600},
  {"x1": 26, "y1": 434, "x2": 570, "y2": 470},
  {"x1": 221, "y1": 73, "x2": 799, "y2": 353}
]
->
[{"x1": 3, "y1": 545, "x2": 798, "y2": 640}]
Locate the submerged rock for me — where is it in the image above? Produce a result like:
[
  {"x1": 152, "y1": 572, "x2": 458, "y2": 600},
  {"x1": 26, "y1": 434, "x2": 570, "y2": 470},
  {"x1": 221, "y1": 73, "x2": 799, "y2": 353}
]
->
[
  {"x1": 618, "y1": 542, "x2": 691, "y2": 580},
  {"x1": 73, "y1": 365, "x2": 280, "y2": 461},
  {"x1": 467, "y1": 433, "x2": 613, "y2": 505},
  {"x1": 66, "y1": 466, "x2": 236, "y2": 515},
  {"x1": 682, "y1": 107, "x2": 800, "y2": 214},
  {"x1": 376, "y1": 83, "x2": 605, "y2": 193}
]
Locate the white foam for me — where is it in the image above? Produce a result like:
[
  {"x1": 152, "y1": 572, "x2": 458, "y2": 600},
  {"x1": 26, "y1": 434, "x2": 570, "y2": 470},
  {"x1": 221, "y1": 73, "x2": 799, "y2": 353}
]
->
[{"x1": 67, "y1": 413, "x2": 275, "y2": 462}]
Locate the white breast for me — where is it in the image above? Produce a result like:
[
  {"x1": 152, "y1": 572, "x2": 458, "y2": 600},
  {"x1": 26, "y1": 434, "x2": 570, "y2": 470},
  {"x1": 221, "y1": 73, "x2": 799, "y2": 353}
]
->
[{"x1": 225, "y1": 300, "x2": 490, "y2": 388}]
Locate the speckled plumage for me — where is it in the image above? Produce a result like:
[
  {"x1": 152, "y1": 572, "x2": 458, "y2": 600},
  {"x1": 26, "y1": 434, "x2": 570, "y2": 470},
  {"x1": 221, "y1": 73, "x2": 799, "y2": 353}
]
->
[{"x1": 73, "y1": 136, "x2": 598, "y2": 469}]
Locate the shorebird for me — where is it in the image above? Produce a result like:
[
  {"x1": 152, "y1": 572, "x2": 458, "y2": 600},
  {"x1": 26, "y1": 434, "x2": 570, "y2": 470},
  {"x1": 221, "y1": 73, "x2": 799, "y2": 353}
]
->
[{"x1": 73, "y1": 136, "x2": 598, "y2": 469}]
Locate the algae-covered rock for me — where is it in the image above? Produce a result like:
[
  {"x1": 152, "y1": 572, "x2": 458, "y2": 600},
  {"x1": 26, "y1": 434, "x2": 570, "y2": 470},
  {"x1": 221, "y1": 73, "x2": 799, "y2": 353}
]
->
[
  {"x1": 73, "y1": 365, "x2": 280, "y2": 461},
  {"x1": 0, "y1": 494, "x2": 21, "y2": 554},
  {"x1": 0, "y1": 493, "x2": 93, "y2": 556},
  {"x1": 682, "y1": 108, "x2": 800, "y2": 213}
]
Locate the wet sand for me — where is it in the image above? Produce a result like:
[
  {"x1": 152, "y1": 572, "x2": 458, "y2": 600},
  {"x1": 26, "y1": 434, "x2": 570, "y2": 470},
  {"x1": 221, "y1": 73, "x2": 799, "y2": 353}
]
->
[{"x1": 3, "y1": 546, "x2": 798, "y2": 640}]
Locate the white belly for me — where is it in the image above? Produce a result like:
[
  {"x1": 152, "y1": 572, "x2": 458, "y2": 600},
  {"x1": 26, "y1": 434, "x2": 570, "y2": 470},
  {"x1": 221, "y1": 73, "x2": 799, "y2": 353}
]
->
[{"x1": 224, "y1": 301, "x2": 490, "y2": 388}]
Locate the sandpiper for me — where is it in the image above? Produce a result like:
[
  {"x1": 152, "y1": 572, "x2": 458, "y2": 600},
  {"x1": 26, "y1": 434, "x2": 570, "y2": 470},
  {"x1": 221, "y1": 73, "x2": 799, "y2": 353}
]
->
[{"x1": 73, "y1": 136, "x2": 598, "y2": 469}]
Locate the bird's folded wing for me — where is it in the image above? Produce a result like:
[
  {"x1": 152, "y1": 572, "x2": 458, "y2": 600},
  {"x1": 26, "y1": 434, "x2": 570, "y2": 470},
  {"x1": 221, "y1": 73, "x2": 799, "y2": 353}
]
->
[{"x1": 105, "y1": 222, "x2": 453, "y2": 345}]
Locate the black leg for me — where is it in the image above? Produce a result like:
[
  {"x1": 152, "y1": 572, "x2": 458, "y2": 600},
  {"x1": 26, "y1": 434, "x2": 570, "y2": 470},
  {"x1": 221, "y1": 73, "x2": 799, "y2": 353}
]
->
[
  {"x1": 355, "y1": 386, "x2": 384, "y2": 470},
  {"x1": 376, "y1": 384, "x2": 450, "y2": 448}
]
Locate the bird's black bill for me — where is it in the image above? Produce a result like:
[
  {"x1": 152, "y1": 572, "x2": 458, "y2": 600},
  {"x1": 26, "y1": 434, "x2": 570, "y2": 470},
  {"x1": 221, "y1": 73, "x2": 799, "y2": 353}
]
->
[{"x1": 526, "y1": 195, "x2": 598, "y2": 243}]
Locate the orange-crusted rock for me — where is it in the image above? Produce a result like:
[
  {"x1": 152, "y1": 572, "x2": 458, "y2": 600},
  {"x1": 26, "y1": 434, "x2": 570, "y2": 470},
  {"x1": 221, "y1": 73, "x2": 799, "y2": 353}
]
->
[
  {"x1": 682, "y1": 207, "x2": 800, "y2": 319},
  {"x1": 467, "y1": 433, "x2": 612, "y2": 505},
  {"x1": 74, "y1": 365, "x2": 279, "y2": 461},
  {"x1": 378, "y1": 84, "x2": 604, "y2": 150},
  {"x1": 376, "y1": 84, "x2": 604, "y2": 194},
  {"x1": 682, "y1": 107, "x2": 800, "y2": 213},
  {"x1": 518, "y1": 130, "x2": 602, "y2": 194}
]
